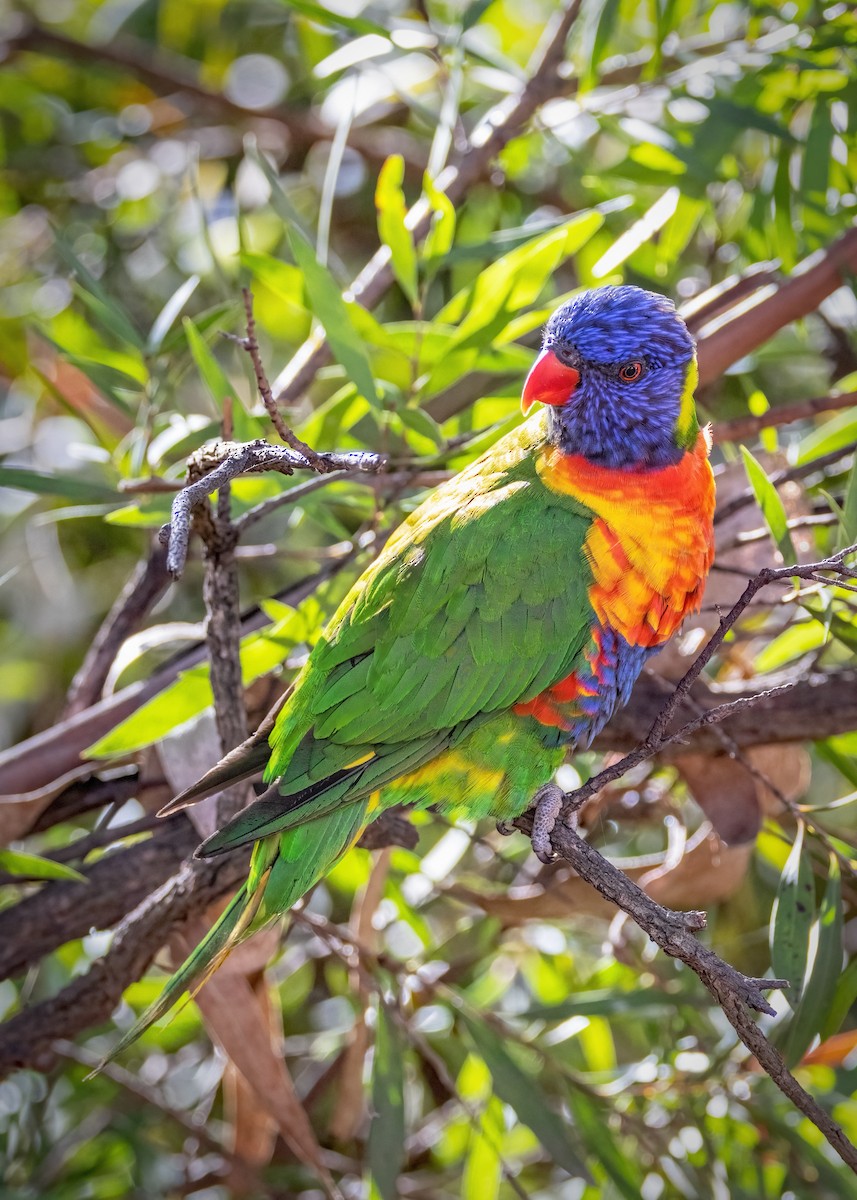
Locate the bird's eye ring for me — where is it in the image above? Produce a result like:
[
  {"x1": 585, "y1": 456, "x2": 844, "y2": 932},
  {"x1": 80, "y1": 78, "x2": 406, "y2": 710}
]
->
[{"x1": 618, "y1": 360, "x2": 645, "y2": 382}]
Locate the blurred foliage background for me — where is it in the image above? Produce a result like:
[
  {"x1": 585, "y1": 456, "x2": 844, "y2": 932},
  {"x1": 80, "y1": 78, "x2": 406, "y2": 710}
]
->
[{"x1": 2, "y1": 0, "x2": 857, "y2": 1196}]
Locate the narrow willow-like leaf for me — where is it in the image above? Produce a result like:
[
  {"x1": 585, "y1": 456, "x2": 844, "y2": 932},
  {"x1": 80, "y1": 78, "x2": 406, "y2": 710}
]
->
[
  {"x1": 367, "y1": 1002, "x2": 405, "y2": 1200},
  {"x1": 801, "y1": 98, "x2": 833, "y2": 198},
  {"x1": 770, "y1": 823, "x2": 815, "y2": 1007},
  {"x1": 568, "y1": 1092, "x2": 645, "y2": 1200},
  {"x1": 147, "y1": 275, "x2": 200, "y2": 354},
  {"x1": 785, "y1": 855, "x2": 844, "y2": 1065},
  {"x1": 740, "y1": 446, "x2": 796, "y2": 565},
  {"x1": 0, "y1": 849, "x2": 87, "y2": 884},
  {"x1": 54, "y1": 233, "x2": 145, "y2": 351},
  {"x1": 0, "y1": 466, "x2": 118, "y2": 503},
  {"x1": 287, "y1": 229, "x2": 380, "y2": 406},
  {"x1": 421, "y1": 173, "x2": 456, "y2": 270},
  {"x1": 839, "y1": 455, "x2": 857, "y2": 549},
  {"x1": 376, "y1": 156, "x2": 418, "y2": 305},
  {"x1": 183, "y1": 317, "x2": 240, "y2": 410},
  {"x1": 462, "y1": 1095, "x2": 502, "y2": 1200},
  {"x1": 458, "y1": 1009, "x2": 588, "y2": 1179}
]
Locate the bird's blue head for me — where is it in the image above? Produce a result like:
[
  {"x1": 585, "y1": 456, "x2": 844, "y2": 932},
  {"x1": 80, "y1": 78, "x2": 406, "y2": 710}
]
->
[{"x1": 522, "y1": 286, "x2": 699, "y2": 469}]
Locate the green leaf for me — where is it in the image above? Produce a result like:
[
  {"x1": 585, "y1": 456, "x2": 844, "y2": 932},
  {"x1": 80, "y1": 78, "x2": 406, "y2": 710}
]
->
[
  {"x1": 0, "y1": 849, "x2": 87, "y2": 884},
  {"x1": 87, "y1": 606, "x2": 307, "y2": 756},
  {"x1": 422, "y1": 173, "x2": 457, "y2": 275},
  {"x1": 785, "y1": 854, "x2": 844, "y2": 1065},
  {"x1": 461, "y1": 0, "x2": 496, "y2": 31},
  {"x1": 367, "y1": 1003, "x2": 405, "y2": 1200},
  {"x1": 147, "y1": 275, "x2": 200, "y2": 354},
  {"x1": 522, "y1": 986, "x2": 684, "y2": 1021},
  {"x1": 86, "y1": 667, "x2": 215, "y2": 757},
  {"x1": 773, "y1": 143, "x2": 798, "y2": 270},
  {"x1": 54, "y1": 232, "x2": 145, "y2": 351},
  {"x1": 462, "y1": 1095, "x2": 503, "y2": 1200},
  {"x1": 0, "y1": 466, "x2": 118, "y2": 503},
  {"x1": 376, "y1": 156, "x2": 418, "y2": 306},
  {"x1": 437, "y1": 211, "x2": 603, "y2": 351},
  {"x1": 821, "y1": 956, "x2": 857, "y2": 1041},
  {"x1": 801, "y1": 98, "x2": 834, "y2": 198},
  {"x1": 770, "y1": 823, "x2": 815, "y2": 1007},
  {"x1": 458, "y1": 1009, "x2": 587, "y2": 1178},
  {"x1": 568, "y1": 1092, "x2": 645, "y2": 1200},
  {"x1": 588, "y1": 0, "x2": 622, "y2": 84},
  {"x1": 740, "y1": 447, "x2": 796, "y2": 565},
  {"x1": 754, "y1": 620, "x2": 828, "y2": 673},
  {"x1": 797, "y1": 408, "x2": 857, "y2": 463},
  {"x1": 839, "y1": 453, "x2": 857, "y2": 549},
  {"x1": 278, "y1": 0, "x2": 390, "y2": 36},
  {"x1": 183, "y1": 317, "x2": 240, "y2": 410},
  {"x1": 287, "y1": 229, "x2": 380, "y2": 405},
  {"x1": 245, "y1": 136, "x2": 318, "y2": 246},
  {"x1": 397, "y1": 406, "x2": 445, "y2": 450}
]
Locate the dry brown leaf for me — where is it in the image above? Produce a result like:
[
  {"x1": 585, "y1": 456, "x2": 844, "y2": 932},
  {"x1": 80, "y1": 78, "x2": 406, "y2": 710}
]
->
[
  {"x1": 329, "y1": 849, "x2": 391, "y2": 1142},
  {"x1": 676, "y1": 744, "x2": 811, "y2": 844},
  {"x1": 675, "y1": 754, "x2": 761, "y2": 844},
  {"x1": 170, "y1": 916, "x2": 340, "y2": 1198},
  {"x1": 642, "y1": 830, "x2": 753, "y2": 909},
  {"x1": 748, "y1": 744, "x2": 812, "y2": 817},
  {"x1": 800, "y1": 1028, "x2": 857, "y2": 1068},
  {"x1": 222, "y1": 958, "x2": 280, "y2": 1173}
]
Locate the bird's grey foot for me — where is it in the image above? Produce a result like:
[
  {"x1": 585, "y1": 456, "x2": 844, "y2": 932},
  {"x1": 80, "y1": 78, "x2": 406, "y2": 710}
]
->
[
  {"x1": 531, "y1": 783, "x2": 566, "y2": 864},
  {"x1": 496, "y1": 820, "x2": 516, "y2": 836}
]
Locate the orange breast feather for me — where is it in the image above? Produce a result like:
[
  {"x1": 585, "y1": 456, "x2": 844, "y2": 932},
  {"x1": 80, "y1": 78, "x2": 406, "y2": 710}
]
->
[{"x1": 537, "y1": 431, "x2": 715, "y2": 648}]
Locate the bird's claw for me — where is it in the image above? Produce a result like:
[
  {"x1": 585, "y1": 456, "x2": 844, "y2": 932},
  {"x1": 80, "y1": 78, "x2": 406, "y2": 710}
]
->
[
  {"x1": 496, "y1": 820, "x2": 516, "y2": 837},
  {"x1": 531, "y1": 782, "x2": 566, "y2": 864}
]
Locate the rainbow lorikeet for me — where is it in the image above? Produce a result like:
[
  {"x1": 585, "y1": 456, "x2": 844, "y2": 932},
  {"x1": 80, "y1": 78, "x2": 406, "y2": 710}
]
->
[{"x1": 112, "y1": 285, "x2": 715, "y2": 1052}]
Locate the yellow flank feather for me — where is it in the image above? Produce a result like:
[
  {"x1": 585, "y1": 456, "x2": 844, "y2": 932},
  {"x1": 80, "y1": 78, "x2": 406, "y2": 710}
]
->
[{"x1": 397, "y1": 750, "x2": 506, "y2": 796}]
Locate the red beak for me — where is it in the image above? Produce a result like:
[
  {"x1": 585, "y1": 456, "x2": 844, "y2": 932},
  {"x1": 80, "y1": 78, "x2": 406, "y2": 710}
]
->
[{"x1": 521, "y1": 349, "x2": 580, "y2": 413}]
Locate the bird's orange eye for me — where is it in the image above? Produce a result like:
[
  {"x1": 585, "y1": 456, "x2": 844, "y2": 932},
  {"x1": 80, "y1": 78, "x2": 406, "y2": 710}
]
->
[{"x1": 619, "y1": 361, "x2": 644, "y2": 382}]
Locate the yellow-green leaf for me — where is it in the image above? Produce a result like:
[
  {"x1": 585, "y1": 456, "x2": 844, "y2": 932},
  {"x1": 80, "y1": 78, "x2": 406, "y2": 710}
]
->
[{"x1": 376, "y1": 155, "x2": 418, "y2": 305}]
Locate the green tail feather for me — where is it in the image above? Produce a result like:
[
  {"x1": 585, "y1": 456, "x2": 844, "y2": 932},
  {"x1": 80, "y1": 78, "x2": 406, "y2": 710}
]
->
[
  {"x1": 94, "y1": 880, "x2": 259, "y2": 1071},
  {"x1": 98, "y1": 795, "x2": 379, "y2": 1069}
]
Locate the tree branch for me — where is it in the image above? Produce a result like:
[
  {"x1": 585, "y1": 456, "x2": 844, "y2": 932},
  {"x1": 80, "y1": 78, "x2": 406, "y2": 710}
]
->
[
  {"x1": 529, "y1": 818, "x2": 857, "y2": 1175},
  {"x1": 160, "y1": 440, "x2": 384, "y2": 578},
  {"x1": 63, "y1": 538, "x2": 171, "y2": 717},
  {"x1": 696, "y1": 226, "x2": 857, "y2": 387},
  {"x1": 713, "y1": 391, "x2": 857, "y2": 444}
]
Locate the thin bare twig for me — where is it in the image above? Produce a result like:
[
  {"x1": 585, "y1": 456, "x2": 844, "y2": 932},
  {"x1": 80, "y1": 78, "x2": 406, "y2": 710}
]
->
[
  {"x1": 713, "y1": 391, "x2": 857, "y2": 444},
  {"x1": 230, "y1": 289, "x2": 331, "y2": 468}
]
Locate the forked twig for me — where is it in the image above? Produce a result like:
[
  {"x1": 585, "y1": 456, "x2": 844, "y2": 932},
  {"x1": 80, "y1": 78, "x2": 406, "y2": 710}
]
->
[{"x1": 160, "y1": 441, "x2": 384, "y2": 578}]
